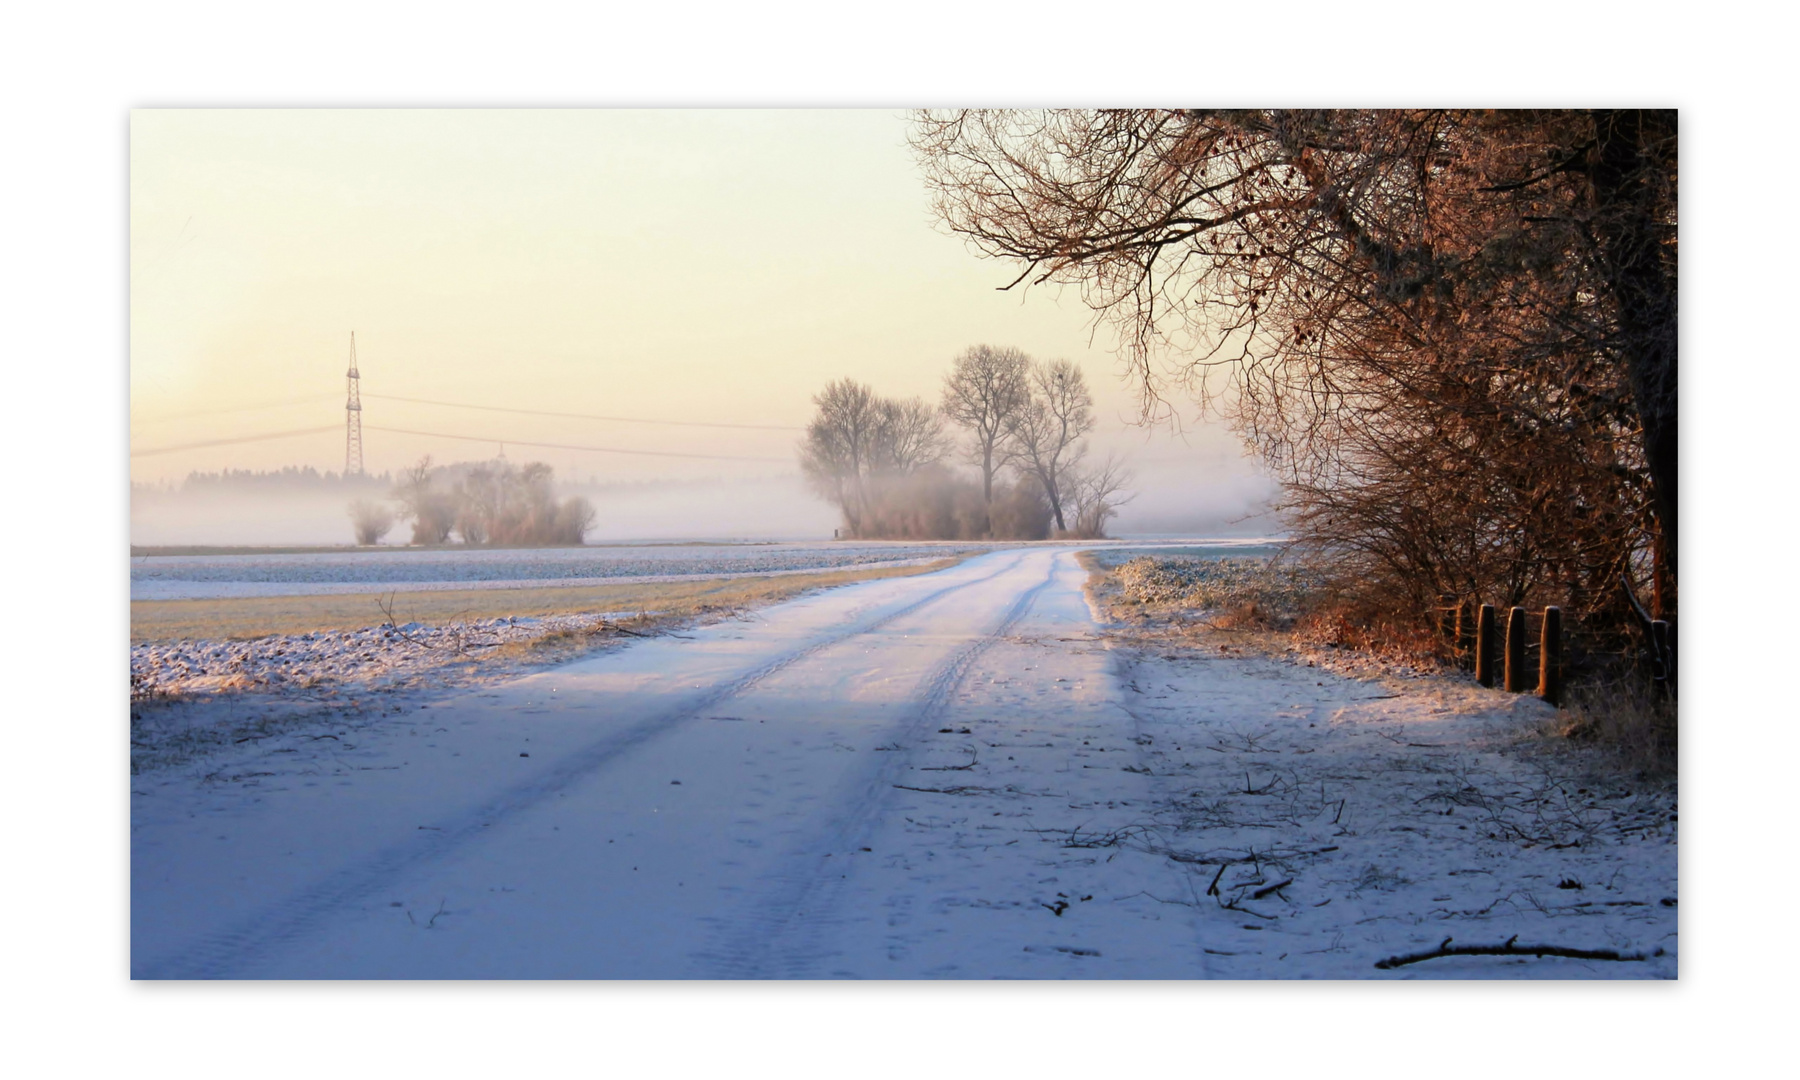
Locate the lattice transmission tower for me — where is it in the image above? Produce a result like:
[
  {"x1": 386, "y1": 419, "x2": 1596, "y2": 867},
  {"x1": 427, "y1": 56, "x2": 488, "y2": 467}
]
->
[{"x1": 345, "y1": 332, "x2": 364, "y2": 477}]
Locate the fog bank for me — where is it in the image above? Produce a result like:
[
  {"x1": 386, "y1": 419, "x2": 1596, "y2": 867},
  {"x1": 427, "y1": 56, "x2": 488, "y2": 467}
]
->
[{"x1": 131, "y1": 460, "x2": 1279, "y2": 547}]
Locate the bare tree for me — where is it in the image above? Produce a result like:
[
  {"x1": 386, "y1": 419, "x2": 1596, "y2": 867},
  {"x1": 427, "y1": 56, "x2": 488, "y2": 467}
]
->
[
  {"x1": 876, "y1": 396, "x2": 948, "y2": 474},
  {"x1": 915, "y1": 109, "x2": 1677, "y2": 648},
  {"x1": 453, "y1": 464, "x2": 500, "y2": 545},
  {"x1": 392, "y1": 456, "x2": 457, "y2": 545},
  {"x1": 393, "y1": 457, "x2": 593, "y2": 547},
  {"x1": 1064, "y1": 453, "x2": 1135, "y2": 539},
  {"x1": 347, "y1": 499, "x2": 395, "y2": 546},
  {"x1": 1006, "y1": 358, "x2": 1094, "y2": 533},
  {"x1": 799, "y1": 379, "x2": 886, "y2": 536},
  {"x1": 800, "y1": 374, "x2": 1056, "y2": 541},
  {"x1": 940, "y1": 344, "x2": 1030, "y2": 536},
  {"x1": 477, "y1": 461, "x2": 595, "y2": 546},
  {"x1": 800, "y1": 381, "x2": 949, "y2": 536}
]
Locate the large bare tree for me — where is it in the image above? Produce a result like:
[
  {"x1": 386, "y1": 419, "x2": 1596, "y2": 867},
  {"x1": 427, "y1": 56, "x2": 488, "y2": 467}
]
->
[
  {"x1": 877, "y1": 396, "x2": 948, "y2": 474},
  {"x1": 915, "y1": 109, "x2": 1677, "y2": 633},
  {"x1": 800, "y1": 380, "x2": 947, "y2": 536},
  {"x1": 1006, "y1": 358, "x2": 1094, "y2": 534},
  {"x1": 940, "y1": 344, "x2": 1030, "y2": 536},
  {"x1": 799, "y1": 379, "x2": 884, "y2": 536}
]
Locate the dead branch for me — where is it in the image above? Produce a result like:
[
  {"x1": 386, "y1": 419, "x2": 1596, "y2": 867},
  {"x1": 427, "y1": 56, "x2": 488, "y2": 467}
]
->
[
  {"x1": 921, "y1": 746, "x2": 980, "y2": 771},
  {"x1": 1251, "y1": 878, "x2": 1294, "y2": 900},
  {"x1": 1374, "y1": 934, "x2": 1658, "y2": 970}
]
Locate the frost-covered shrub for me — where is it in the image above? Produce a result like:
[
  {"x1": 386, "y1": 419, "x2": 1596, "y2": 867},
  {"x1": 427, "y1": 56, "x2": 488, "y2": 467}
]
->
[
  {"x1": 1115, "y1": 556, "x2": 1323, "y2": 620},
  {"x1": 392, "y1": 457, "x2": 595, "y2": 546},
  {"x1": 347, "y1": 499, "x2": 395, "y2": 545}
]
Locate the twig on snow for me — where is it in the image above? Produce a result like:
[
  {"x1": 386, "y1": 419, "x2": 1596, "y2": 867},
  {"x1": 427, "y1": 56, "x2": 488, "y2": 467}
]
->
[
  {"x1": 1374, "y1": 934, "x2": 1658, "y2": 970},
  {"x1": 921, "y1": 746, "x2": 979, "y2": 771},
  {"x1": 1251, "y1": 878, "x2": 1294, "y2": 900}
]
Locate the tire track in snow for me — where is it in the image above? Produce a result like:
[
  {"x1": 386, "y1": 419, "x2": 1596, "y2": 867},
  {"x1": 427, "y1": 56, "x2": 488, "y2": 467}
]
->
[
  {"x1": 693, "y1": 552, "x2": 1061, "y2": 978},
  {"x1": 136, "y1": 552, "x2": 1032, "y2": 979},
  {"x1": 1097, "y1": 642, "x2": 1222, "y2": 978}
]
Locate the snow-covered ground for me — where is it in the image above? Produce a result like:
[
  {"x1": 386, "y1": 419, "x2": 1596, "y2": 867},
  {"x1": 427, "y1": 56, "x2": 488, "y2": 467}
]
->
[
  {"x1": 130, "y1": 547, "x2": 1674, "y2": 978},
  {"x1": 130, "y1": 612, "x2": 660, "y2": 773},
  {"x1": 133, "y1": 614, "x2": 629, "y2": 697}
]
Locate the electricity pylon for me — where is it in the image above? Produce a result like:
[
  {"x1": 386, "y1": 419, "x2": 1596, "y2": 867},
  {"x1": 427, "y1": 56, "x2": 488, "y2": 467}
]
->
[{"x1": 345, "y1": 332, "x2": 364, "y2": 477}]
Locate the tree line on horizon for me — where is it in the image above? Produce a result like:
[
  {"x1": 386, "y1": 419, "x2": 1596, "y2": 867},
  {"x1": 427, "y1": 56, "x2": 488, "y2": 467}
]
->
[
  {"x1": 150, "y1": 465, "x2": 394, "y2": 491},
  {"x1": 913, "y1": 109, "x2": 1677, "y2": 685},
  {"x1": 799, "y1": 347, "x2": 1133, "y2": 541}
]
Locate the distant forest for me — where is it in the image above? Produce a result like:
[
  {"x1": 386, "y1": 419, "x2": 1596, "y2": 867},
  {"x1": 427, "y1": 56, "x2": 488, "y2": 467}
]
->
[{"x1": 162, "y1": 466, "x2": 395, "y2": 491}]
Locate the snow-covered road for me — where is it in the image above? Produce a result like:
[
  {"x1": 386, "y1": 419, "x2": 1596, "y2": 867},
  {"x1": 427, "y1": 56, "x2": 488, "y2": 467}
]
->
[{"x1": 131, "y1": 547, "x2": 1675, "y2": 979}]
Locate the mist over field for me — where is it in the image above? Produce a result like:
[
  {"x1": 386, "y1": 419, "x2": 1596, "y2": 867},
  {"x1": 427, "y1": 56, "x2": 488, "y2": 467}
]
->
[{"x1": 130, "y1": 457, "x2": 1279, "y2": 547}]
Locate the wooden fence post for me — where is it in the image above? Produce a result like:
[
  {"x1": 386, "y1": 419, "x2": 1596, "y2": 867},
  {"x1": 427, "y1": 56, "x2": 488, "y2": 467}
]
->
[
  {"x1": 1455, "y1": 600, "x2": 1474, "y2": 668},
  {"x1": 1650, "y1": 619, "x2": 1673, "y2": 696},
  {"x1": 1539, "y1": 606, "x2": 1562, "y2": 707},
  {"x1": 1475, "y1": 604, "x2": 1496, "y2": 687},
  {"x1": 1504, "y1": 606, "x2": 1527, "y2": 692}
]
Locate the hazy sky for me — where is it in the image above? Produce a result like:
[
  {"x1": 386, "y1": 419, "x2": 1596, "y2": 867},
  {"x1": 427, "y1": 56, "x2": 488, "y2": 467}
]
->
[{"x1": 129, "y1": 109, "x2": 1275, "y2": 530}]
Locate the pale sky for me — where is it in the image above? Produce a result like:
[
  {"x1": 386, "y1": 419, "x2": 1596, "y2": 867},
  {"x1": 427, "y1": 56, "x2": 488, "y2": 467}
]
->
[{"x1": 129, "y1": 109, "x2": 1275, "y2": 531}]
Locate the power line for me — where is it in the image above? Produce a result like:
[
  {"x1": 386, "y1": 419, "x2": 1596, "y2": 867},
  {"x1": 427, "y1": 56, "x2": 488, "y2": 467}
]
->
[
  {"x1": 129, "y1": 421, "x2": 794, "y2": 462},
  {"x1": 364, "y1": 425, "x2": 792, "y2": 463},
  {"x1": 132, "y1": 391, "x2": 806, "y2": 433},
  {"x1": 362, "y1": 393, "x2": 803, "y2": 432},
  {"x1": 130, "y1": 394, "x2": 341, "y2": 427},
  {"x1": 131, "y1": 426, "x2": 343, "y2": 457}
]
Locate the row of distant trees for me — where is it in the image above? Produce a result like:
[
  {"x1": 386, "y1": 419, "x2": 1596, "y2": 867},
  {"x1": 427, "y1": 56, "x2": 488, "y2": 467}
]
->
[
  {"x1": 799, "y1": 347, "x2": 1132, "y2": 540},
  {"x1": 170, "y1": 466, "x2": 393, "y2": 491},
  {"x1": 348, "y1": 457, "x2": 595, "y2": 546}
]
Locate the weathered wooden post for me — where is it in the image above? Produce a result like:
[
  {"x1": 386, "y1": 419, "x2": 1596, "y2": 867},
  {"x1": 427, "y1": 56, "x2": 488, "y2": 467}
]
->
[
  {"x1": 1455, "y1": 600, "x2": 1474, "y2": 669},
  {"x1": 1475, "y1": 603, "x2": 1496, "y2": 687},
  {"x1": 1504, "y1": 606, "x2": 1528, "y2": 692},
  {"x1": 1650, "y1": 619, "x2": 1673, "y2": 695},
  {"x1": 1538, "y1": 606, "x2": 1562, "y2": 707}
]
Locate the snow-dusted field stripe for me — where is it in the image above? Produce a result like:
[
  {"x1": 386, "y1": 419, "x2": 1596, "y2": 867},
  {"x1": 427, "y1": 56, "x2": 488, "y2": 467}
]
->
[
  {"x1": 133, "y1": 552, "x2": 1029, "y2": 979},
  {"x1": 130, "y1": 558, "x2": 954, "y2": 601},
  {"x1": 129, "y1": 542, "x2": 1000, "y2": 601}
]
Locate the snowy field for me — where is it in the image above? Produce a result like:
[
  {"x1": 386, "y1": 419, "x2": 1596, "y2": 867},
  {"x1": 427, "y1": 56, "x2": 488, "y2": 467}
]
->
[
  {"x1": 131, "y1": 547, "x2": 1673, "y2": 979},
  {"x1": 130, "y1": 542, "x2": 997, "y2": 601},
  {"x1": 130, "y1": 539, "x2": 1278, "y2": 601}
]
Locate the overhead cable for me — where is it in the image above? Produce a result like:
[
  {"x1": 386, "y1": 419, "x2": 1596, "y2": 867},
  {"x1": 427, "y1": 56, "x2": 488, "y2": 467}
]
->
[
  {"x1": 130, "y1": 426, "x2": 343, "y2": 457},
  {"x1": 363, "y1": 393, "x2": 803, "y2": 432},
  {"x1": 364, "y1": 424, "x2": 791, "y2": 463}
]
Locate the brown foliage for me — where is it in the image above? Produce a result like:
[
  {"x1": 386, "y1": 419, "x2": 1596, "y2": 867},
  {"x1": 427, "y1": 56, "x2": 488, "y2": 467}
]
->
[
  {"x1": 915, "y1": 109, "x2": 1676, "y2": 676},
  {"x1": 1550, "y1": 667, "x2": 1678, "y2": 778},
  {"x1": 857, "y1": 467, "x2": 1051, "y2": 541}
]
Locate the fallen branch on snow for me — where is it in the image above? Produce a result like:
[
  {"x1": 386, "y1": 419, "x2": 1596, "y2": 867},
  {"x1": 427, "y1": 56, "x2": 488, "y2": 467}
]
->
[
  {"x1": 1250, "y1": 878, "x2": 1294, "y2": 900},
  {"x1": 1374, "y1": 934, "x2": 1659, "y2": 970}
]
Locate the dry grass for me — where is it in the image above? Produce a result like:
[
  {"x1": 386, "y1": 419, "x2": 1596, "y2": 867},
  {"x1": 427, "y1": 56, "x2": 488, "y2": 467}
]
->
[
  {"x1": 1081, "y1": 551, "x2": 1324, "y2": 630},
  {"x1": 1547, "y1": 675, "x2": 1678, "y2": 780},
  {"x1": 131, "y1": 557, "x2": 970, "y2": 643}
]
